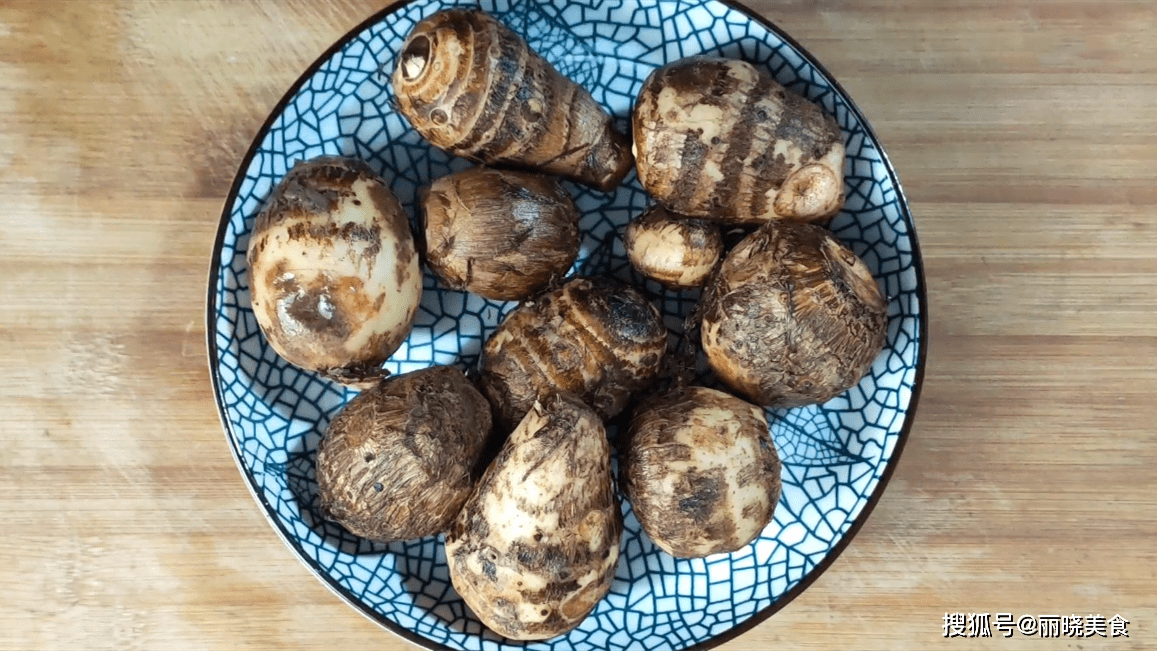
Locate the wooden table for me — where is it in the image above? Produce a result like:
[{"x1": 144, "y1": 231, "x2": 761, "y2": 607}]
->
[{"x1": 3, "y1": 1, "x2": 1154, "y2": 649}]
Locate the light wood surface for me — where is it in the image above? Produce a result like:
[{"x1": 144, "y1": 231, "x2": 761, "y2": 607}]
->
[{"x1": 2, "y1": 1, "x2": 1154, "y2": 649}]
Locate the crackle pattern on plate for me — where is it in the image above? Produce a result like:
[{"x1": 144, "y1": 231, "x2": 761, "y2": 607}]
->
[{"x1": 209, "y1": 1, "x2": 923, "y2": 650}]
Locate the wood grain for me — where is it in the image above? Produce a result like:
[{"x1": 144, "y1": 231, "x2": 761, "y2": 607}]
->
[{"x1": 1, "y1": 1, "x2": 1154, "y2": 649}]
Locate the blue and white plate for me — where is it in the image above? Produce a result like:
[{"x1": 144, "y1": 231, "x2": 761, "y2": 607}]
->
[{"x1": 207, "y1": 1, "x2": 927, "y2": 649}]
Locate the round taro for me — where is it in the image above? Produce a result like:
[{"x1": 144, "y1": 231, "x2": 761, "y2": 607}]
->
[
  {"x1": 246, "y1": 155, "x2": 422, "y2": 388},
  {"x1": 700, "y1": 220, "x2": 888, "y2": 408},
  {"x1": 622, "y1": 386, "x2": 781, "y2": 558},
  {"x1": 316, "y1": 365, "x2": 493, "y2": 543},
  {"x1": 624, "y1": 205, "x2": 723, "y2": 290},
  {"x1": 421, "y1": 166, "x2": 580, "y2": 302}
]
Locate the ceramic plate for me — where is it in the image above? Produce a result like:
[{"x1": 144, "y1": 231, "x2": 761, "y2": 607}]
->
[{"x1": 207, "y1": 1, "x2": 927, "y2": 649}]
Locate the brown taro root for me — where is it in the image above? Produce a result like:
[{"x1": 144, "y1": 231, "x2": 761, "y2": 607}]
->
[
  {"x1": 624, "y1": 205, "x2": 723, "y2": 290},
  {"x1": 700, "y1": 220, "x2": 888, "y2": 408},
  {"x1": 479, "y1": 276, "x2": 667, "y2": 430},
  {"x1": 315, "y1": 365, "x2": 493, "y2": 543},
  {"x1": 633, "y1": 56, "x2": 846, "y2": 225},
  {"x1": 445, "y1": 391, "x2": 622, "y2": 640},
  {"x1": 245, "y1": 156, "x2": 422, "y2": 388},
  {"x1": 622, "y1": 386, "x2": 781, "y2": 558},
  {"x1": 421, "y1": 166, "x2": 580, "y2": 301},
  {"x1": 392, "y1": 8, "x2": 633, "y2": 192}
]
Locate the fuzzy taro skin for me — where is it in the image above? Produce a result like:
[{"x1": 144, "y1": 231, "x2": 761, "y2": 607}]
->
[
  {"x1": 445, "y1": 392, "x2": 623, "y2": 640},
  {"x1": 315, "y1": 365, "x2": 493, "y2": 543},
  {"x1": 623, "y1": 386, "x2": 781, "y2": 558},
  {"x1": 421, "y1": 167, "x2": 580, "y2": 301},
  {"x1": 700, "y1": 221, "x2": 888, "y2": 408},
  {"x1": 624, "y1": 205, "x2": 724, "y2": 290},
  {"x1": 392, "y1": 8, "x2": 633, "y2": 192},
  {"x1": 246, "y1": 156, "x2": 422, "y2": 388},
  {"x1": 633, "y1": 56, "x2": 846, "y2": 224},
  {"x1": 479, "y1": 276, "x2": 668, "y2": 430}
]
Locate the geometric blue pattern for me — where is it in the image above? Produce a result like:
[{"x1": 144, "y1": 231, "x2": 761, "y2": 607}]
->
[{"x1": 206, "y1": 1, "x2": 928, "y2": 650}]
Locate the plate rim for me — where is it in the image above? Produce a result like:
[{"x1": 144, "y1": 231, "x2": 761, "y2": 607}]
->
[{"x1": 204, "y1": 1, "x2": 930, "y2": 649}]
